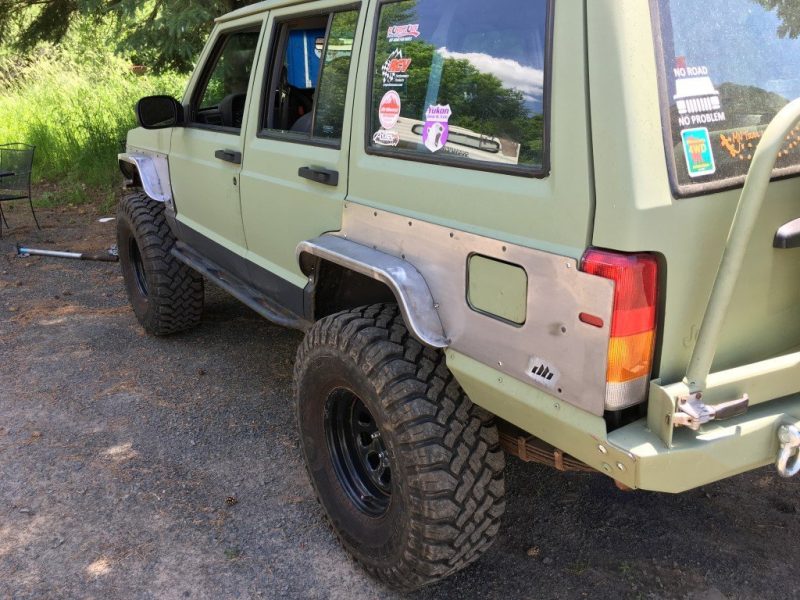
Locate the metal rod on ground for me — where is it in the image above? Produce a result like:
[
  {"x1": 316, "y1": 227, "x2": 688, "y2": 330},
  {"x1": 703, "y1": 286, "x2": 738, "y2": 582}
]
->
[{"x1": 16, "y1": 245, "x2": 119, "y2": 263}]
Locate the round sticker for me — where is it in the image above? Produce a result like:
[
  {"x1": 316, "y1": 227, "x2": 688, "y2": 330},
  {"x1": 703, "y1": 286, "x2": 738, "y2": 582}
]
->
[{"x1": 379, "y1": 91, "x2": 402, "y2": 130}]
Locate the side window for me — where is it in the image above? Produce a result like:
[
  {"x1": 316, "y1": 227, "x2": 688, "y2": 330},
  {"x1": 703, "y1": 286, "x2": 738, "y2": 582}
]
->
[
  {"x1": 191, "y1": 29, "x2": 261, "y2": 132},
  {"x1": 262, "y1": 9, "x2": 360, "y2": 143},
  {"x1": 367, "y1": 0, "x2": 550, "y2": 173}
]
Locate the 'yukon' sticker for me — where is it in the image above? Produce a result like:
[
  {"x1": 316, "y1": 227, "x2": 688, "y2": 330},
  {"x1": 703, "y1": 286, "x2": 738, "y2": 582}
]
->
[
  {"x1": 422, "y1": 104, "x2": 452, "y2": 153},
  {"x1": 681, "y1": 127, "x2": 716, "y2": 178},
  {"x1": 378, "y1": 91, "x2": 402, "y2": 130}
]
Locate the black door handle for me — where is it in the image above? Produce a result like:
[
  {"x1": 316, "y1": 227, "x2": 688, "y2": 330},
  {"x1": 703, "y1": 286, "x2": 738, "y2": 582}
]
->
[
  {"x1": 298, "y1": 166, "x2": 339, "y2": 187},
  {"x1": 215, "y1": 149, "x2": 242, "y2": 165}
]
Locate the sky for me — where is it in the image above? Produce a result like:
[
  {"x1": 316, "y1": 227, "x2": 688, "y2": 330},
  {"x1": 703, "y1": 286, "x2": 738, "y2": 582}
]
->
[
  {"x1": 669, "y1": 0, "x2": 800, "y2": 101},
  {"x1": 413, "y1": 0, "x2": 548, "y2": 113}
]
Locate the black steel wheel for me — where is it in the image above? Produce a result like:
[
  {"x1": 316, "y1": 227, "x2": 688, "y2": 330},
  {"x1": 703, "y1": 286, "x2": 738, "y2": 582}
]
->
[
  {"x1": 325, "y1": 389, "x2": 391, "y2": 517},
  {"x1": 294, "y1": 304, "x2": 506, "y2": 591},
  {"x1": 128, "y1": 236, "x2": 149, "y2": 297}
]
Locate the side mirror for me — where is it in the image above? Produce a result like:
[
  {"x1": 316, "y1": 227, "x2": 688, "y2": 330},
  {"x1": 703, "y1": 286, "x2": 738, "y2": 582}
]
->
[{"x1": 136, "y1": 95, "x2": 184, "y2": 130}]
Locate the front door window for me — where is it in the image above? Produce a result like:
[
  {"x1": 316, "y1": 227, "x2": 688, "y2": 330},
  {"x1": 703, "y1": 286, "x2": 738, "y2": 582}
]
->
[{"x1": 192, "y1": 30, "x2": 261, "y2": 132}]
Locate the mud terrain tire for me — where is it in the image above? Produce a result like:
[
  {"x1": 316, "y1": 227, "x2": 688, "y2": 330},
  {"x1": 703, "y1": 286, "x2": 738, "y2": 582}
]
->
[
  {"x1": 294, "y1": 304, "x2": 506, "y2": 591},
  {"x1": 117, "y1": 192, "x2": 203, "y2": 335}
]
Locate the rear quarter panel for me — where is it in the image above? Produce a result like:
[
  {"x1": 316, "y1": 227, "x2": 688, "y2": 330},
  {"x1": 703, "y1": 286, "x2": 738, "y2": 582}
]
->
[{"x1": 587, "y1": 0, "x2": 800, "y2": 385}]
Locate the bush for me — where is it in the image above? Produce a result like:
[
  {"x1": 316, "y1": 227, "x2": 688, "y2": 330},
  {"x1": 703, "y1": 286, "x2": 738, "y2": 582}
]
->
[{"x1": 0, "y1": 44, "x2": 185, "y2": 198}]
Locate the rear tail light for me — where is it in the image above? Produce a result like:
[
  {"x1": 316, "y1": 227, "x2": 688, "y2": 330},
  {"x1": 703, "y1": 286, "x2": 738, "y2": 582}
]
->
[{"x1": 581, "y1": 249, "x2": 659, "y2": 411}]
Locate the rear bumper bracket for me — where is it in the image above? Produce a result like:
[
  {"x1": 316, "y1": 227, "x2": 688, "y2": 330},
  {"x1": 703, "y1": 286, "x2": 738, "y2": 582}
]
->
[{"x1": 673, "y1": 392, "x2": 750, "y2": 431}]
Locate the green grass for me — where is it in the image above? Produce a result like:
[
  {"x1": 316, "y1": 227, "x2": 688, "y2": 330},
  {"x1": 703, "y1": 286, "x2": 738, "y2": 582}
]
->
[{"x1": 0, "y1": 43, "x2": 186, "y2": 206}]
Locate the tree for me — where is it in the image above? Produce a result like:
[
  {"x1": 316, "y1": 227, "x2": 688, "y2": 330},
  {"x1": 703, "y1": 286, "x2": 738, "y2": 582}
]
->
[
  {"x1": 755, "y1": 0, "x2": 800, "y2": 38},
  {"x1": 0, "y1": 0, "x2": 260, "y2": 71}
]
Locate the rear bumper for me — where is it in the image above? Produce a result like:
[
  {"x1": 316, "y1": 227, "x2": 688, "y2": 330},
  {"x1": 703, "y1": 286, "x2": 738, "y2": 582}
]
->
[
  {"x1": 609, "y1": 394, "x2": 800, "y2": 493},
  {"x1": 446, "y1": 350, "x2": 800, "y2": 493}
]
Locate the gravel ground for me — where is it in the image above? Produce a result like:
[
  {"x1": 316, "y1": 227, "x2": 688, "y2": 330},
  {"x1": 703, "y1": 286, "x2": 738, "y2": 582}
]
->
[{"x1": 0, "y1": 203, "x2": 798, "y2": 600}]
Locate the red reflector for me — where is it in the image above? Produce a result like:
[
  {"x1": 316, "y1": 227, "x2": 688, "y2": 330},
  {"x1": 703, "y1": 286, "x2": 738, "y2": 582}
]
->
[
  {"x1": 579, "y1": 312, "x2": 605, "y2": 328},
  {"x1": 580, "y1": 250, "x2": 658, "y2": 337}
]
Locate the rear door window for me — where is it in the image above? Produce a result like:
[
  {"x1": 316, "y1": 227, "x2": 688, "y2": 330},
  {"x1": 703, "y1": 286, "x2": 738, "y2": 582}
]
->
[
  {"x1": 652, "y1": 0, "x2": 800, "y2": 195},
  {"x1": 366, "y1": 0, "x2": 550, "y2": 175},
  {"x1": 261, "y1": 9, "x2": 359, "y2": 144}
]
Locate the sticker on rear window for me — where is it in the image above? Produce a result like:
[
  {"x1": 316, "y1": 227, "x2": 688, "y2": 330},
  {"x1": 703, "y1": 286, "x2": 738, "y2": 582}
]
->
[
  {"x1": 382, "y1": 49, "x2": 412, "y2": 88},
  {"x1": 681, "y1": 127, "x2": 716, "y2": 178},
  {"x1": 673, "y1": 59, "x2": 726, "y2": 128},
  {"x1": 422, "y1": 104, "x2": 452, "y2": 153},
  {"x1": 373, "y1": 129, "x2": 400, "y2": 147},
  {"x1": 379, "y1": 91, "x2": 402, "y2": 130},
  {"x1": 387, "y1": 24, "x2": 421, "y2": 42}
]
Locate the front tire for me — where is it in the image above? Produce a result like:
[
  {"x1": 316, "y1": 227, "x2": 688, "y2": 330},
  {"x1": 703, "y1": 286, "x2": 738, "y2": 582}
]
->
[
  {"x1": 294, "y1": 304, "x2": 506, "y2": 591},
  {"x1": 117, "y1": 192, "x2": 204, "y2": 335}
]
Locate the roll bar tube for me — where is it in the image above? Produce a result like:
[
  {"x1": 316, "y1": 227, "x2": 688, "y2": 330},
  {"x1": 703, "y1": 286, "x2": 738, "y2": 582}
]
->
[{"x1": 685, "y1": 98, "x2": 800, "y2": 392}]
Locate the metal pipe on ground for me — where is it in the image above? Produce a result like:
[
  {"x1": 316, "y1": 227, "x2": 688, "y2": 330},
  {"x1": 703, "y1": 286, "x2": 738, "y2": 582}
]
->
[{"x1": 16, "y1": 244, "x2": 119, "y2": 263}]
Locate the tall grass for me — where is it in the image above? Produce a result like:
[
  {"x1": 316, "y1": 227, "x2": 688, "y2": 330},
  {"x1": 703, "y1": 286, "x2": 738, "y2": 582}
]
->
[{"x1": 0, "y1": 43, "x2": 185, "y2": 202}]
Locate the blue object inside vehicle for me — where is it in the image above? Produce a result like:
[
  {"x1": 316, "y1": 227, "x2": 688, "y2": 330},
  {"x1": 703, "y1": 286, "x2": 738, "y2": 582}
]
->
[{"x1": 287, "y1": 29, "x2": 326, "y2": 89}]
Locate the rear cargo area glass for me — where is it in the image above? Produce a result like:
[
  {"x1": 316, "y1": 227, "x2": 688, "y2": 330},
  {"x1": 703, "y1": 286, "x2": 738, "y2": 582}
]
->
[{"x1": 652, "y1": 0, "x2": 800, "y2": 194}]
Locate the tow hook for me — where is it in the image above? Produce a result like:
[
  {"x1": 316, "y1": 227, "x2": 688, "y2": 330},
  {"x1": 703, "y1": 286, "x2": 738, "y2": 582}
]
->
[
  {"x1": 776, "y1": 425, "x2": 800, "y2": 478},
  {"x1": 672, "y1": 392, "x2": 750, "y2": 431}
]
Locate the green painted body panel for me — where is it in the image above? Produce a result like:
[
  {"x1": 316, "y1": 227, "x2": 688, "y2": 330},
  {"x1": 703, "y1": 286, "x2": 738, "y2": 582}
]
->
[
  {"x1": 238, "y1": 0, "x2": 366, "y2": 286},
  {"x1": 467, "y1": 255, "x2": 528, "y2": 325},
  {"x1": 347, "y1": 0, "x2": 594, "y2": 260},
  {"x1": 171, "y1": 13, "x2": 268, "y2": 256},
  {"x1": 126, "y1": 128, "x2": 172, "y2": 156}
]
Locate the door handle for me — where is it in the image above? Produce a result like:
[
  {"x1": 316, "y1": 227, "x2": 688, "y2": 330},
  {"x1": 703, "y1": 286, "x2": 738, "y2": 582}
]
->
[
  {"x1": 774, "y1": 217, "x2": 800, "y2": 249},
  {"x1": 215, "y1": 149, "x2": 242, "y2": 165},
  {"x1": 298, "y1": 166, "x2": 339, "y2": 187}
]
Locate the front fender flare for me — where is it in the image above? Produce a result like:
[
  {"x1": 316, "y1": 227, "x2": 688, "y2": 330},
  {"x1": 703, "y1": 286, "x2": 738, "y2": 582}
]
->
[
  {"x1": 118, "y1": 152, "x2": 173, "y2": 204},
  {"x1": 297, "y1": 235, "x2": 449, "y2": 348}
]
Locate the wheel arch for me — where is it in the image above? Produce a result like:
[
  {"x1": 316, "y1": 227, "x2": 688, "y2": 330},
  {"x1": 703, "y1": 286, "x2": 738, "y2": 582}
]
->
[
  {"x1": 118, "y1": 152, "x2": 173, "y2": 205},
  {"x1": 297, "y1": 235, "x2": 449, "y2": 349}
]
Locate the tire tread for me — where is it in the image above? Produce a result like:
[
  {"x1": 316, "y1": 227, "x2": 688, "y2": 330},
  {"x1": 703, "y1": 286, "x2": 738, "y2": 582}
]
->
[
  {"x1": 294, "y1": 304, "x2": 506, "y2": 591},
  {"x1": 118, "y1": 192, "x2": 203, "y2": 335}
]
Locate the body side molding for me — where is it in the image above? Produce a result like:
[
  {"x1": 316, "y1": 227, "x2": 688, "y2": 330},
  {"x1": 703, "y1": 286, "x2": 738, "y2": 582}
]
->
[{"x1": 297, "y1": 235, "x2": 449, "y2": 348}]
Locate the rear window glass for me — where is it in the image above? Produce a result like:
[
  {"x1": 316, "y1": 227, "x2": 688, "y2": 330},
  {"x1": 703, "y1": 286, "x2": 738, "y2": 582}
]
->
[
  {"x1": 653, "y1": 0, "x2": 800, "y2": 194},
  {"x1": 367, "y1": 0, "x2": 550, "y2": 174}
]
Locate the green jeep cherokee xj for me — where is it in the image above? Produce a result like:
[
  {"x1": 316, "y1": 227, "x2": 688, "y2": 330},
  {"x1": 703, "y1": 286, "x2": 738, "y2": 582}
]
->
[{"x1": 117, "y1": 0, "x2": 800, "y2": 590}]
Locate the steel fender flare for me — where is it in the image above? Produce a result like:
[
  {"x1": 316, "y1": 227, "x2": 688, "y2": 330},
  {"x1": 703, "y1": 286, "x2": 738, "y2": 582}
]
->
[
  {"x1": 118, "y1": 152, "x2": 173, "y2": 204},
  {"x1": 297, "y1": 235, "x2": 449, "y2": 349}
]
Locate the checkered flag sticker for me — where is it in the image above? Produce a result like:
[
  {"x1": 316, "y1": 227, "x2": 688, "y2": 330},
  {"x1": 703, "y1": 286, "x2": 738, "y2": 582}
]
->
[{"x1": 382, "y1": 48, "x2": 406, "y2": 87}]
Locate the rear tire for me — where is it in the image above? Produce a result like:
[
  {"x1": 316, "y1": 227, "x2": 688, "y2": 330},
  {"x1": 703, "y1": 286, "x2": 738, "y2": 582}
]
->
[
  {"x1": 294, "y1": 304, "x2": 506, "y2": 591},
  {"x1": 117, "y1": 192, "x2": 203, "y2": 335}
]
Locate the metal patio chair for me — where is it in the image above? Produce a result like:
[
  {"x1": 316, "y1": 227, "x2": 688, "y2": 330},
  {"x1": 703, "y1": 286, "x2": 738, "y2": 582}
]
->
[{"x1": 0, "y1": 143, "x2": 40, "y2": 236}]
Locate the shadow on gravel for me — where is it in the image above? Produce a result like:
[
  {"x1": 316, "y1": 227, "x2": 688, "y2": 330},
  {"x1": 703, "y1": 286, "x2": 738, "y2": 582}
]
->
[{"x1": 0, "y1": 207, "x2": 797, "y2": 600}]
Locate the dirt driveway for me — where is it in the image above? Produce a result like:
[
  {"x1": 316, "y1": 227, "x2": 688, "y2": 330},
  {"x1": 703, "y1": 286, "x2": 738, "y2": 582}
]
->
[{"x1": 0, "y1": 203, "x2": 798, "y2": 600}]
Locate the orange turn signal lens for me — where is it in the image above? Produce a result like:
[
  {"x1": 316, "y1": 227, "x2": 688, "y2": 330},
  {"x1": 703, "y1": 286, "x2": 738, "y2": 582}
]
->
[{"x1": 606, "y1": 331, "x2": 655, "y2": 384}]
